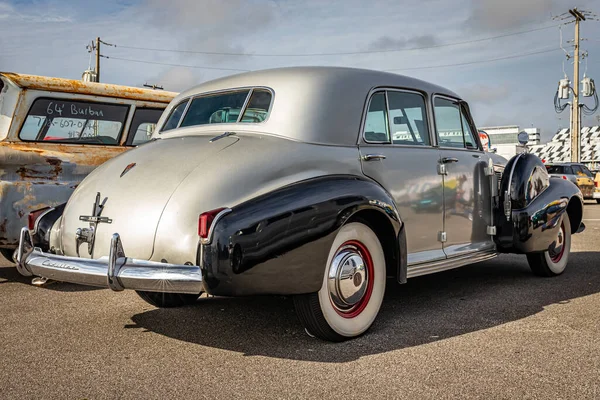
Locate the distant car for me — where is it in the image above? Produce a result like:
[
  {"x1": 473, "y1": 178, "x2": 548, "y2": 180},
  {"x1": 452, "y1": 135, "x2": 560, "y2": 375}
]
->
[
  {"x1": 16, "y1": 67, "x2": 584, "y2": 341},
  {"x1": 0, "y1": 72, "x2": 177, "y2": 261},
  {"x1": 545, "y1": 162, "x2": 595, "y2": 200}
]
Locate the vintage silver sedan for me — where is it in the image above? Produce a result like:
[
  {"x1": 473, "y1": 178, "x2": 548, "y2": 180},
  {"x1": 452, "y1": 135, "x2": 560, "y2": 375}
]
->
[{"x1": 16, "y1": 67, "x2": 584, "y2": 341}]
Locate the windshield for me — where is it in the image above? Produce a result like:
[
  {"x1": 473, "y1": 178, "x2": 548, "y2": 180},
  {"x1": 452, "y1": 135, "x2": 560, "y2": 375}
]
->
[
  {"x1": 19, "y1": 98, "x2": 129, "y2": 145},
  {"x1": 162, "y1": 88, "x2": 272, "y2": 132}
]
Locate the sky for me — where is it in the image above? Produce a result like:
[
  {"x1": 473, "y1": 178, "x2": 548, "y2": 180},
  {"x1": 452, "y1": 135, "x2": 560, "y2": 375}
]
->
[{"x1": 1, "y1": 0, "x2": 599, "y2": 142}]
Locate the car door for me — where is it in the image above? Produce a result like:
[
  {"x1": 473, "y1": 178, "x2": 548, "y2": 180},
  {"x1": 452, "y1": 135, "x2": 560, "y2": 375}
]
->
[
  {"x1": 359, "y1": 89, "x2": 445, "y2": 265},
  {"x1": 432, "y1": 96, "x2": 494, "y2": 258}
]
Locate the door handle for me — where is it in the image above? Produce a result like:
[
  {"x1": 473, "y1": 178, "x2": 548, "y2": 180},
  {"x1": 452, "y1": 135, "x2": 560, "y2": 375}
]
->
[
  {"x1": 441, "y1": 157, "x2": 459, "y2": 164},
  {"x1": 362, "y1": 154, "x2": 386, "y2": 161}
]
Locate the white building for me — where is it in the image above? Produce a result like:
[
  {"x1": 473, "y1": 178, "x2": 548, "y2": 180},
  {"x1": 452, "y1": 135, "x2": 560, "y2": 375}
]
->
[{"x1": 479, "y1": 125, "x2": 541, "y2": 160}]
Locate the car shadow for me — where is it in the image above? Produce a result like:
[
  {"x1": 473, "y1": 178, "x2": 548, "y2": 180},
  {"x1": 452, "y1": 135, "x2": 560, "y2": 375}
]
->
[
  {"x1": 128, "y1": 251, "x2": 600, "y2": 362},
  {"x1": 0, "y1": 265, "x2": 101, "y2": 292}
]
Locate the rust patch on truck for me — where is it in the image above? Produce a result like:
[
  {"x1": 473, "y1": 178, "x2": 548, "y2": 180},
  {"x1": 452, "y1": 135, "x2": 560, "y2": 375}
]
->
[{"x1": 1, "y1": 72, "x2": 177, "y2": 103}]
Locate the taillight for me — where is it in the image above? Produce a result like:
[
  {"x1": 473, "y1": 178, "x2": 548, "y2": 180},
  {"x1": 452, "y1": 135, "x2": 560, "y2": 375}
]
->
[
  {"x1": 28, "y1": 207, "x2": 51, "y2": 231},
  {"x1": 595, "y1": 181, "x2": 599, "y2": 188},
  {"x1": 562, "y1": 175, "x2": 568, "y2": 180},
  {"x1": 199, "y1": 208, "x2": 227, "y2": 239}
]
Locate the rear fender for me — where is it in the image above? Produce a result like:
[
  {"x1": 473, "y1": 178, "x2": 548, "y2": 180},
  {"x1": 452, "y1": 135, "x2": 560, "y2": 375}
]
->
[{"x1": 201, "y1": 175, "x2": 405, "y2": 296}]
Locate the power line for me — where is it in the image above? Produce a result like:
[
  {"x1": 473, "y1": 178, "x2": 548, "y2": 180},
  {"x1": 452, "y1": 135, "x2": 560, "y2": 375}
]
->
[
  {"x1": 385, "y1": 47, "x2": 561, "y2": 71},
  {"x1": 99, "y1": 55, "x2": 250, "y2": 72},
  {"x1": 101, "y1": 47, "x2": 560, "y2": 73},
  {"x1": 101, "y1": 24, "x2": 558, "y2": 57}
]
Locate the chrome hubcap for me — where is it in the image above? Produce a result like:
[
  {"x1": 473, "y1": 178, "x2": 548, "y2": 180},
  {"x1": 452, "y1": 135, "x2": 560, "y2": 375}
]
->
[{"x1": 328, "y1": 245, "x2": 368, "y2": 312}]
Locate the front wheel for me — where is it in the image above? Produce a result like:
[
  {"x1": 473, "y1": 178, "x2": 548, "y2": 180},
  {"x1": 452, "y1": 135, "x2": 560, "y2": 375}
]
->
[
  {"x1": 294, "y1": 222, "x2": 386, "y2": 341},
  {"x1": 136, "y1": 291, "x2": 201, "y2": 308},
  {"x1": 527, "y1": 213, "x2": 571, "y2": 277}
]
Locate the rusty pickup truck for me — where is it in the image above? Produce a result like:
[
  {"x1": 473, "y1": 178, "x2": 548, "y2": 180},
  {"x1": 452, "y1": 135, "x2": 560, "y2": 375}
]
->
[{"x1": 0, "y1": 72, "x2": 177, "y2": 261}]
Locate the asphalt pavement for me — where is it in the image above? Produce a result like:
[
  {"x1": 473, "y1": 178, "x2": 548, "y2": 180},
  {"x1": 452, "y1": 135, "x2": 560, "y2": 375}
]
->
[{"x1": 1, "y1": 203, "x2": 599, "y2": 399}]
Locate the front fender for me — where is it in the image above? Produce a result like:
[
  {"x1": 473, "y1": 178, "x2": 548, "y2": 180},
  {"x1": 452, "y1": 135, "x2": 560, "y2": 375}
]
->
[
  {"x1": 201, "y1": 175, "x2": 403, "y2": 296},
  {"x1": 495, "y1": 153, "x2": 583, "y2": 253}
]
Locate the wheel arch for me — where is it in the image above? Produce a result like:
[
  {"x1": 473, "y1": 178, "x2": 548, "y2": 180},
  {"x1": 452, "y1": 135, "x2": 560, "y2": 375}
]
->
[{"x1": 347, "y1": 208, "x2": 407, "y2": 284}]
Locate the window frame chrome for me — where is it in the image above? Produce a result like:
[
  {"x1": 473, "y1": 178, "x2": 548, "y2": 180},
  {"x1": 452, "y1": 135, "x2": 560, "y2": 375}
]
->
[{"x1": 360, "y1": 87, "x2": 435, "y2": 148}]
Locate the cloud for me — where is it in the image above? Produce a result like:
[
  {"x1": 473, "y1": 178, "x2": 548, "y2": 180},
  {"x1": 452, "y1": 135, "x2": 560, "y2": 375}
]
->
[
  {"x1": 458, "y1": 83, "x2": 511, "y2": 105},
  {"x1": 465, "y1": 0, "x2": 557, "y2": 32},
  {"x1": 144, "y1": 66, "x2": 200, "y2": 93},
  {"x1": 0, "y1": 1, "x2": 72, "y2": 22},
  {"x1": 367, "y1": 34, "x2": 439, "y2": 51}
]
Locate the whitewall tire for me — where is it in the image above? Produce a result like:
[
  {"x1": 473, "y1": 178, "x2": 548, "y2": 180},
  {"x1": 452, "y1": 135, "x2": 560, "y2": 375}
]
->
[
  {"x1": 294, "y1": 222, "x2": 386, "y2": 341},
  {"x1": 527, "y1": 213, "x2": 571, "y2": 277}
]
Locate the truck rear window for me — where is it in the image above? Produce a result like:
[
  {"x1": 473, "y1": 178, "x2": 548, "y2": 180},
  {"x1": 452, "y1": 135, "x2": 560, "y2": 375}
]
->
[{"x1": 19, "y1": 98, "x2": 129, "y2": 145}]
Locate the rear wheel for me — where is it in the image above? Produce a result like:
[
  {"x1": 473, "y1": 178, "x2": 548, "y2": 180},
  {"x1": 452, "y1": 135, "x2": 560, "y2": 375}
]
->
[
  {"x1": 294, "y1": 222, "x2": 386, "y2": 341},
  {"x1": 136, "y1": 291, "x2": 201, "y2": 308},
  {"x1": 527, "y1": 213, "x2": 571, "y2": 277},
  {"x1": 596, "y1": 199, "x2": 600, "y2": 204},
  {"x1": 0, "y1": 248, "x2": 14, "y2": 263}
]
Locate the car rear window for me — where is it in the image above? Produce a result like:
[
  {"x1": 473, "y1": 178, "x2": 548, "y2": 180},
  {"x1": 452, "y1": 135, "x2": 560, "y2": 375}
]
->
[
  {"x1": 161, "y1": 88, "x2": 272, "y2": 132},
  {"x1": 19, "y1": 98, "x2": 129, "y2": 145},
  {"x1": 546, "y1": 165, "x2": 565, "y2": 174}
]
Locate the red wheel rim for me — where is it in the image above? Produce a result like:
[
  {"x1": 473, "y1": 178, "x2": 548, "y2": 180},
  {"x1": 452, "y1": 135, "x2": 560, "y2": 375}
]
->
[{"x1": 330, "y1": 240, "x2": 375, "y2": 319}]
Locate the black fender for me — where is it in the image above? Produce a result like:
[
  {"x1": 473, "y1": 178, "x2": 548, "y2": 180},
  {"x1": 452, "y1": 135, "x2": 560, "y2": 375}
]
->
[
  {"x1": 32, "y1": 203, "x2": 65, "y2": 252},
  {"x1": 495, "y1": 153, "x2": 583, "y2": 253},
  {"x1": 200, "y1": 175, "x2": 406, "y2": 296}
]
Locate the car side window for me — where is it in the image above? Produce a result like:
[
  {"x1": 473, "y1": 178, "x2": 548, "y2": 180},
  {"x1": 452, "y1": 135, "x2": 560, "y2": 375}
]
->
[
  {"x1": 433, "y1": 97, "x2": 478, "y2": 149},
  {"x1": 564, "y1": 166, "x2": 573, "y2": 174},
  {"x1": 433, "y1": 97, "x2": 464, "y2": 148},
  {"x1": 387, "y1": 91, "x2": 430, "y2": 146},
  {"x1": 364, "y1": 92, "x2": 390, "y2": 143},
  {"x1": 161, "y1": 100, "x2": 189, "y2": 132},
  {"x1": 127, "y1": 108, "x2": 164, "y2": 146}
]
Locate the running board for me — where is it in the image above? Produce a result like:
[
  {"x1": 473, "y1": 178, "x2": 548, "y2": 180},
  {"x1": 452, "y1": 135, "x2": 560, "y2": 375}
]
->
[{"x1": 407, "y1": 250, "x2": 497, "y2": 279}]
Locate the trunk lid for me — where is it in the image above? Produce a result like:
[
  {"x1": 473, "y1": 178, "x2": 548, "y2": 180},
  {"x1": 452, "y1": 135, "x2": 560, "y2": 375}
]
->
[{"x1": 60, "y1": 134, "x2": 238, "y2": 259}]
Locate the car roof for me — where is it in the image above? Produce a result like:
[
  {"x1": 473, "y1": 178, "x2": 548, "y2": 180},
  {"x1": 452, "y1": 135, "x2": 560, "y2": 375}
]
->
[
  {"x1": 162, "y1": 66, "x2": 462, "y2": 145},
  {"x1": 0, "y1": 72, "x2": 177, "y2": 103}
]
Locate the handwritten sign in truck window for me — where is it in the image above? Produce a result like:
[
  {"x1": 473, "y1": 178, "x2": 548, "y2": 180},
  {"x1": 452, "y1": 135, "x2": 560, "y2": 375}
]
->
[{"x1": 19, "y1": 98, "x2": 129, "y2": 145}]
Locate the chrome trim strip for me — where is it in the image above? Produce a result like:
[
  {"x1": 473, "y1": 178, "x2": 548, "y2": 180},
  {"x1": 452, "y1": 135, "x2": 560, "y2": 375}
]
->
[
  {"x1": 175, "y1": 98, "x2": 193, "y2": 129},
  {"x1": 236, "y1": 88, "x2": 254, "y2": 123},
  {"x1": 200, "y1": 208, "x2": 232, "y2": 245},
  {"x1": 407, "y1": 250, "x2": 497, "y2": 279}
]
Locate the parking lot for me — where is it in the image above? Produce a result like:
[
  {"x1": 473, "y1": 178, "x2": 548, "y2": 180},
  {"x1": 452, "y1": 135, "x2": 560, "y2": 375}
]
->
[{"x1": 0, "y1": 203, "x2": 598, "y2": 399}]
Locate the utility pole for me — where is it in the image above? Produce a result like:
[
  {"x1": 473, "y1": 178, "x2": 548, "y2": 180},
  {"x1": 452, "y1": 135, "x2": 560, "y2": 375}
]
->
[
  {"x1": 95, "y1": 37, "x2": 101, "y2": 83},
  {"x1": 569, "y1": 8, "x2": 585, "y2": 162}
]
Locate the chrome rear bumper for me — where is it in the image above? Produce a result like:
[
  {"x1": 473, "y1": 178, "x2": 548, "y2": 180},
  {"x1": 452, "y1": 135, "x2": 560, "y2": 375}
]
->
[{"x1": 16, "y1": 228, "x2": 203, "y2": 294}]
